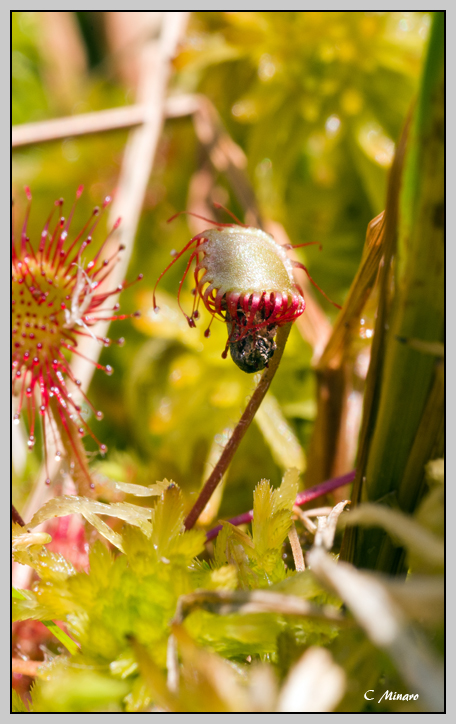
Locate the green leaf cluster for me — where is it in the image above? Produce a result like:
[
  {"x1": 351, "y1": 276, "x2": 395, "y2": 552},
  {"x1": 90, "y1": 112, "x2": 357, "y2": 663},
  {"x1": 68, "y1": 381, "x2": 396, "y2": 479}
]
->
[
  {"x1": 13, "y1": 474, "x2": 342, "y2": 711},
  {"x1": 213, "y1": 468, "x2": 299, "y2": 586}
]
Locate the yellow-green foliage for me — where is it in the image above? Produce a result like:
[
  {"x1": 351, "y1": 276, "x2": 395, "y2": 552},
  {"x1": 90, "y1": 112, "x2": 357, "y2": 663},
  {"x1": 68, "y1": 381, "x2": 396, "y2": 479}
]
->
[
  {"x1": 213, "y1": 468, "x2": 299, "y2": 586},
  {"x1": 12, "y1": 10, "x2": 442, "y2": 713},
  {"x1": 13, "y1": 478, "x2": 336, "y2": 712}
]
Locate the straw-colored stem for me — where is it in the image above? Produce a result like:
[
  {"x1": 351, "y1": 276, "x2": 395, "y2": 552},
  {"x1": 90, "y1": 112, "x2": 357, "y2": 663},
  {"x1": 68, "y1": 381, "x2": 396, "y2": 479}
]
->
[
  {"x1": 288, "y1": 523, "x2": 305, "y2": 571},
  {"x1": 11, "y1": 95, "x2": 200, "y2": 148}
]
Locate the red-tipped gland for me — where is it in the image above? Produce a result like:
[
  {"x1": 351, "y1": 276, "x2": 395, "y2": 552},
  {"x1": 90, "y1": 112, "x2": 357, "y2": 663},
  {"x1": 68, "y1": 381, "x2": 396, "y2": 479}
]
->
[{"x1": 12, "y1": 188, "x2": 136, "y2": 484}]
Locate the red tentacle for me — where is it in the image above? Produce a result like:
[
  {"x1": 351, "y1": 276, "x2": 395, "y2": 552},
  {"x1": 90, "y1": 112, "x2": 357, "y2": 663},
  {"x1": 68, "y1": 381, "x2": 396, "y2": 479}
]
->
[
  {"x1": 153, "y1": 235, "x2": 205, "y2": 313},
  {"x1": 167, "y1": 210, "x2": 235, "y2": 228},
  {"x1": 291, "y1": 260, "x2": 341, "y2": 309},
  {"x1": 212, "y1": 202, "x2": 248, "y2": 227}
]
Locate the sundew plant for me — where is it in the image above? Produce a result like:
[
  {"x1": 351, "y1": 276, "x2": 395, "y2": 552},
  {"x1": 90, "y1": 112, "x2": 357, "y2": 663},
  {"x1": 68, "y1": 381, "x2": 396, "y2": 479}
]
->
[{"x1": 12, "y1": 11, "x2": 443, "y2": 713}]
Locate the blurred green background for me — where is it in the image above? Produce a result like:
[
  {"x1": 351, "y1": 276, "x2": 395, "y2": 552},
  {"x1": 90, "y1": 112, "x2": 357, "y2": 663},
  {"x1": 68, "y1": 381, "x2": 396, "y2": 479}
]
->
[{"x1": 12, "y1": 11, "x2": 430, "y2": 519}]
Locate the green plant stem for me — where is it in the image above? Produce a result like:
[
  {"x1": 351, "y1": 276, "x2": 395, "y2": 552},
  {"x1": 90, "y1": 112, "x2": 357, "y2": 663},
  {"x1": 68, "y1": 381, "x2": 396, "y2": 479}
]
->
[{"x1": 184, "y1": 322, "x2": 292, "y2": 530}]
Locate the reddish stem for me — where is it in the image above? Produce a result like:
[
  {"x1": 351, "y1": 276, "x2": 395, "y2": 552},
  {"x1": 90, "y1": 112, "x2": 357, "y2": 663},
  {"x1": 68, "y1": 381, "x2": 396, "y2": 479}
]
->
[
  {"x1": 184, "y1": 323, "x2": 292, "y2": 530},
  {"x1": 12, "y1": 658, "x2": 44, "y2": 677},
  {"x1": 205, "y1": 469, "x2": 356, "y2": 542},
  {"x1": 12, "y1": 504, "x2": 26, "y2": 527}
]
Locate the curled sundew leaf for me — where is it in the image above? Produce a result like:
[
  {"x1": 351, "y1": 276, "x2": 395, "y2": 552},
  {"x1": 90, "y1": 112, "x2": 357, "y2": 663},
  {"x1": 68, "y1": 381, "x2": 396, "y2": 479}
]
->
[
  {"x1": 28, "y1": 496, "x2": 154, "y2": 553},
  {"x1": 342, "y1": 503, "x2": 443, "y2": 570}
]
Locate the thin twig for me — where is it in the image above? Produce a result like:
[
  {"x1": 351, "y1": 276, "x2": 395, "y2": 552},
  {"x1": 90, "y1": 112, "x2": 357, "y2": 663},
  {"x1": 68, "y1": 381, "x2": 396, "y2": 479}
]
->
[
  {"x1": 293, "y1": 505, "x2": 333, "y2": 534},
  {"x1": 173, "y1": 589, "x2": 346, "y2": 625},
  {"x1": 184, "y1": 322, "x2": 292, "y2": 530},
  {"x1": 12, "y1": 95, "x2": 200, "y2": 148},
  {"x1": 68, "y1": 13, "x2": 189, "y2": 398},
  {"x1": 314, "y1": 500, "x2": 351, "y2": 551},
  {"x1": 288, "y1": 523, "x2": 305, "y2": 571}
]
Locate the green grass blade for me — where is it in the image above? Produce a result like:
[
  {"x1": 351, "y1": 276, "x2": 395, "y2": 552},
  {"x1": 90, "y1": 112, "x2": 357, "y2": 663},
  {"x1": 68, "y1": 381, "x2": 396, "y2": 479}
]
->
[{"x1": 347, "y1": 12, "x2": 444, "y2": 571}]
